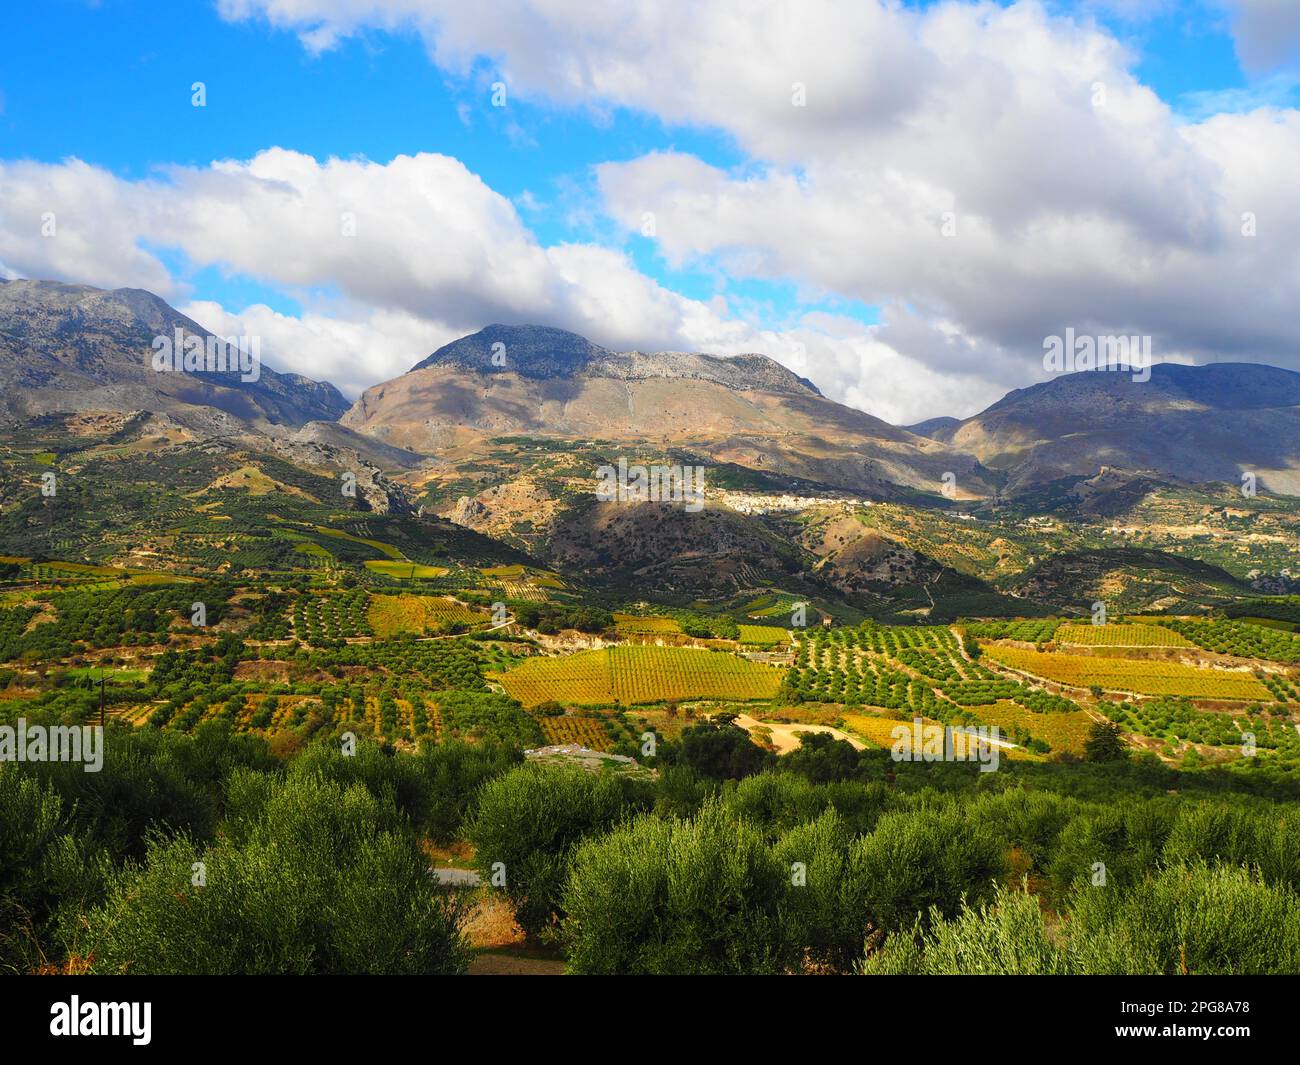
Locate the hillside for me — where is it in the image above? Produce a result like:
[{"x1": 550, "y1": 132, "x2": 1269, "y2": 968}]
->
[
  {"x1": 341, "y1": 324, "x2": 995, "y2": 499},
  {"x1": 933, "y1": 363, "x2": 1300, "y2": 495},
  {"x1": 0, "y1": 278, "x2": 349, "y2": 432}
]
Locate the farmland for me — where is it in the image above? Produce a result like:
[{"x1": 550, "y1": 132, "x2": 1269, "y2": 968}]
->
[
  {"x1": 368, "y1": 594, "x2": 488, "y2": 637},
  {"x1": 737, "y1": 624, "x2": 792, "y2": 646},
  {"x1": 982, "y1": 643, "x2": 1272, "y2": 700},
  {"x1": 1053, "y1": 622, "x2": 1192, "y2": 648},
  {"x1": 612, "y1": 613, "x2": 683, "y2": 635},
  {"x1": 363, "y1": 560, "x2": 451, "y2": 579},
  {"x1": 498, "y1": 645, "x2": 783, "y2": 707}
]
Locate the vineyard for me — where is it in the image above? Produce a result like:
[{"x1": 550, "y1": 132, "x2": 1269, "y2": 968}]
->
[
  {"x1": 613, "y1": 613, "x2": 683, "y2": 635},
  {"x1": 737, "y1": 624, "x2": 792, "y2": 646},
  {"x1": 367, "y1": 594, "x2": 488, "y2": 637},
  {"x1": 539, "y1": 714, "x2": 614, "y2": 750},
  {"x1": 982, "y1": 644, "x2": 1272, "y2": 700},
  {"x1": 499, "y1": 645, "x2": 783, "y2": 707},
  {"x1": 1054, "y1": 622, "x2": 1192, "y2": 648},
  {"x1": 967, "y1": 699, "x2": 1093, "y2": 756}
]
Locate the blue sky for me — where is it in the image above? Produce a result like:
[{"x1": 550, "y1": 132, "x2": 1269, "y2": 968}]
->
[{"x1": 3, "y1": 1, "x2": 1299, "y2": 421}]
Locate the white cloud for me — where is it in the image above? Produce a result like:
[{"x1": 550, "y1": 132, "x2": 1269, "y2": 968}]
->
[
  {"x1": 209, "y1": 0, "x2": 1300, "y2": 397},
  {"x1": 178, "y1": 299, "x2": 450, "y2": 398},
  {"x1": 5, "y1": 148, "x2": 967, "y2": 420},
  {"x1": 9, "y1": 0, "x2": 1300, "y2": 425}
]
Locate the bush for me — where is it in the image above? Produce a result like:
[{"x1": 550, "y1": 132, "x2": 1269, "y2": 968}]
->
[
  {"x1": 464, "y1": 764, "x2": 631, "y2": 937},
  {"x1": 1047, "y1": 801, "x2": 1175, "y2": 902},
  {"x1": 1068, "y1": 862, "x2": 1300, "y2": 975},
  {"x1": 562, "y1": 799, "x2": 795, "y2": 974},
  {"x1": 862, "y1": 884, "x2": 1065, "y2": 975},
  {"x1": 772, "y1": 809, "x2": 873, "y2": 972},
  {"x1": 1162, "y1": 803, "x2": 1300, "y2": 892},
  {"x1": 853, "y1": 808, "x2": 1007, "y2": 934},
  {"x1": 77, "y1": 773, "x2": 470, "y2": 974}
]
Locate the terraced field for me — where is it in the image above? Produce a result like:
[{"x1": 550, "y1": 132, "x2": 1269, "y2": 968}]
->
[
  {"x1": 983, "y1": 644, "x2": 1272, "y2": 700},
  {"x1": 499, "y1": 645, "x2": 783, "y2": 707}
]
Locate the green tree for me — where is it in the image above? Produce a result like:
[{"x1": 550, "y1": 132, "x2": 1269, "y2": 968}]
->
[
  {"x1": 77, "y1": 772, "x2": 470, "y2": 974},
  {"x1": 562, "y1": 799, "x2": 794, "y2": 974},
  {"x1": 464, "y1": 764, "x2": 631, "y2": 937},
  {"x1": 1084, "y1": 720, "x2": 1127, "y2": 763}
]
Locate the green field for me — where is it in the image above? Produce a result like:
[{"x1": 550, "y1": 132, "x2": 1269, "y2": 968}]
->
[
  {"x1": 363, "y1": 559, "x2": 451, "y2": 579},
  {"x1": 737, "y1": 624, "x2": 792, "y2": 646}
]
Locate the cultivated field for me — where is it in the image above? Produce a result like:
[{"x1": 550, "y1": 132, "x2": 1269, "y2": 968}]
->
[
  {"x1": 983, "y1": 644, "x2": 1272, "y2": 700},
  {"x1": 367, "y1": 594, "x2": 488, "y2": 636},
  {"x1": 499, "y1": 645, "x2": 783, "y2": 707},
  {"x1": 1054, "y1": 622, "x2": 1192, "y2": 647}
]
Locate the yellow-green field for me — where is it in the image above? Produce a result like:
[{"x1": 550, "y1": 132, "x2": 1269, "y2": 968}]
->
[
  {"x1": 367, "y1": 594, "x2": 487, "y2": 636},
  {"x1": 969, "y1": 700, "x2": 1094, "y2": 756},
  {"x1": 499, "y1": 645, "x2": 783, "y2": 707},
  {"x1": 983, "y1": 644, "x2": 1271, "y2": 700},
  {"x1": 314, "y1": 526, "x2": 404, "y2": 559},
  {"x1": 613, "y1": 613, "x2": 683, "y2": 635},
  {"x1": 363, "y1": 560, "x2": 450, "y2": 579},
  {"x1": 737, "y1": 624, "x2": 792, "y2": 646},
  {"x1": 1054, "y1": 623, "x2": 1192, "y2": 648},
  {"x1": 480, "y1": 564, "x2": 526, "y2": 578}
]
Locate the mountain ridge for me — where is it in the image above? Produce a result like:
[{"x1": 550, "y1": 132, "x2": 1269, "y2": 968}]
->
[{"x1": 0, "y1": 278, "x2": 349, "y2": 432}]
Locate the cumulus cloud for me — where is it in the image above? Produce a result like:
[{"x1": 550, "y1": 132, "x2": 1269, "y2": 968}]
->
[
  {"x1": 9, "y1": 0, "x2": 1300, "y2": 424},
  {"x1": 178, "y1": 299, "x2": 453, "y2": 398},
  {"x1": 3, "y1": 148, "x2": 965, "y2": 420},
  {"x1": 209, "y1": 0, "x2": 1300, "y2": 404}
]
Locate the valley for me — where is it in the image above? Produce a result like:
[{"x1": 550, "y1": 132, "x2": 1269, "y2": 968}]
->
[{"x1": 4, "y1": 280, "x2": 1300, "y2": 980}]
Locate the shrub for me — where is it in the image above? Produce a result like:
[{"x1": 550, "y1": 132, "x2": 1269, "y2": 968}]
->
[
  {"x1": 853, "y1": 808, "x2": 1007, "y2": 934},
  {"x1": 77, "y1": 773, "x2": 470, "y2": 974},
  {"x1": 562, "y1": 799, "x2": 794, "y2": 974},
  {"x1": 464, "y1": 764, "x2": 631, "y2": 937}
]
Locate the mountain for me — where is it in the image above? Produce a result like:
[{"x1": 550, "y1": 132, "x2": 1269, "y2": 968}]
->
[
  {"x1": 931, "y1": 363, "x2": 1300, "y2": 495},
  {"x1": 903, "y1": 416, "x2": 961, "y2": 439},
  {"x1": 341, "y1": 324, "x2": 994, "y2": 499},
  {"x1": 1007, "y1": 547, "x2": 1252, "y2": 613},
  {"x1": 0, "y1": 279, "x2": 349, "y2": 432}
]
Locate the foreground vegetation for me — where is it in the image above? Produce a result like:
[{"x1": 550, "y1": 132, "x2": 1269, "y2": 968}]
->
[{"x1": 5, "y1": 717, "x2": 1299, "y2": 975}]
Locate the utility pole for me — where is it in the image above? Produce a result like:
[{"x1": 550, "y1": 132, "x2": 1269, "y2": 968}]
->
[{"x1": 99, "y1": 667, "x2": 105, "y2": 729}]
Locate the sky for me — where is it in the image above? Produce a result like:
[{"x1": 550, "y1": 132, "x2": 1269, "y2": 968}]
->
[{"x1": 2, "y1": 0, "x2": 1300, "y2": 424}]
